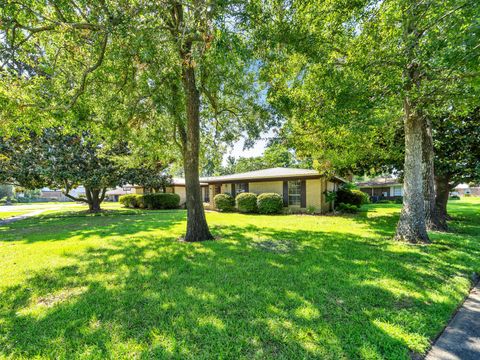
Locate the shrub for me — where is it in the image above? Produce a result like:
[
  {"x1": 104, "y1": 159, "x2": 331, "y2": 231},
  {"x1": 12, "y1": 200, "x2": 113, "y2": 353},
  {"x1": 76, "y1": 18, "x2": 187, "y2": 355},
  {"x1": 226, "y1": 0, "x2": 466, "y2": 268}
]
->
[
  {"x1": 143, "y1": 193, "x2": 180, "y2": 210},
  {"x1": 306, "y1": 205, "x2": 317, "y2": 215},
  {"x1": 336, "y1": 188, "x2": 366, "y2": 207},
  {"x1": 377, "y1": 199, "x2": 393, "y2": 204},
  {"x1": 119, "y1": 194, "x2": 138, "y2": 208},
  {"x1": 257, "y1": 193, "x2": 283, "y2": 214},
  {"x1": 449, "y1": 195, "x2": 461, "y2": 200},
  {"x1": 214, "y1": 193, "x2": 235, "y2": 212},
  {"x1": 394, "y1": 197, "x2": 403, "y2": 204},
  {"x1": 337, "y1": 202, "x2": 359, "y2": 213},
  {"x1": 235, "y1": 192, "x2": 257, "y2": 213}
]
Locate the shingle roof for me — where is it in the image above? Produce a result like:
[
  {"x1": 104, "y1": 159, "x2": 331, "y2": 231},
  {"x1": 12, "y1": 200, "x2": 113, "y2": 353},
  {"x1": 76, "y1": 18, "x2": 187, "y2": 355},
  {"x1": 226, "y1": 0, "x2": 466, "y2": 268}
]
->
[{"x1": 200, "y1": 167, "x2": 323, "y2": 183}]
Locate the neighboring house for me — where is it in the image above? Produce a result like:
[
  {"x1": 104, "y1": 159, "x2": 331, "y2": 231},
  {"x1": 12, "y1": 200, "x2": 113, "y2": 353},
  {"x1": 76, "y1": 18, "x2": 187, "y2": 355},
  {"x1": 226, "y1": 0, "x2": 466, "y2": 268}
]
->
[
  {"x1": 451, "y1": 183, "x2": 480, "y2": 197},
  {"x1": 201, "y1": 168, "x2": 345, "y2": 213},
  {"x1": 357, "y1": 178, "x2": 403, "y2": 201},
  {"x1": 40, "y1": 186, "x2": 86, "y2": 201},
  {"x1": 106, "y1": 186, "x2": 136, "y2": 202}
]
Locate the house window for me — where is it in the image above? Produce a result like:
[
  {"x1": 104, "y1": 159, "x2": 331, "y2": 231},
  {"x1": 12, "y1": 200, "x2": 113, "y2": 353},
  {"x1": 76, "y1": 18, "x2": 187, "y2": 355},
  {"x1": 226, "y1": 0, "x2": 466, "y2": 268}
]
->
[
  {"x1": 236, "y1": 183, "x2": 248, "y2": 195},
  {"x1": 288, "y1": 180, "x2": 301, "y2": 206},
  {"x1": 393, "y1": 186, "x2": 402, "y2": 196}
]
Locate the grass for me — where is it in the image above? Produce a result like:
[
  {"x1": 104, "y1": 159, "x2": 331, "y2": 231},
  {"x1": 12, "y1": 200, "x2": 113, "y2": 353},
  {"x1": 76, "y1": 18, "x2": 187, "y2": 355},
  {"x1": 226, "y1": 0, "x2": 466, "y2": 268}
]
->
[
  {"x1": 0, "y1": 211, "x2": 31, "y2": 220},
  {"x1": 0, "y1": 199, "x2": 479, "y2": 359}
]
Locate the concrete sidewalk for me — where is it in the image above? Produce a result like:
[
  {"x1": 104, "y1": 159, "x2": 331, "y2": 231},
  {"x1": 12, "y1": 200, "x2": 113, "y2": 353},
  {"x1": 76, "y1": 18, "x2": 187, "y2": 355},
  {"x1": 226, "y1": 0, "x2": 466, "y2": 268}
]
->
[
  {"x1": 426, "y1": 281, "x2": 480, "y2": 360},
  {"x1": 0, "y1": 209, "x2": 50, "y2": 225}
]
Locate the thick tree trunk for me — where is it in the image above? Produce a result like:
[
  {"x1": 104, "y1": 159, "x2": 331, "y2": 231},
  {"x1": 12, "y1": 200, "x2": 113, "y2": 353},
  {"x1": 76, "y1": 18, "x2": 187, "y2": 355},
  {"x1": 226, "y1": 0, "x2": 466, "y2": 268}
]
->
[
  {"x1": 85, "y1": 187, "x2": 106, "y2": 213},
  {"x1": 181, "y1": 64, "x2": 214, "y2": 242},
  {"x1": 422, "y1": 117, "x2": 444, "y2": 231},
  {"x1": 434, "y1": 175, "x2": 450, "y2": 230},
  {"x1": 395, "y1": 103, "x2": 429, "y2": 243}
]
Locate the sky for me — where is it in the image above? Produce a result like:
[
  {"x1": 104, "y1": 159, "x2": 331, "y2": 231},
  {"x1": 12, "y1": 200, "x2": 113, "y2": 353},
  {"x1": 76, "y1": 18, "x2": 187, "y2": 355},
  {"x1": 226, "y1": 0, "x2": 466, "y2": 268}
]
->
[{"x1": 222, "y1": 128, "x2": 275, "y2": 165}]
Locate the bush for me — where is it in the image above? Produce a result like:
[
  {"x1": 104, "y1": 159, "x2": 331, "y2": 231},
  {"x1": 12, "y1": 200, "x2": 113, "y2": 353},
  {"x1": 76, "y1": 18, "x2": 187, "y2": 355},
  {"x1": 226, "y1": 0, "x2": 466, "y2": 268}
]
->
[
  {"x1": 235, "y1": 192, "x2": 257, "y2": 213},
  {"x1": 214, "y1": 193, "x2": 235, "y2": 212},
  {"x1": 336, "y1": 188, "x2": 366, "y2": 207},
  {"x1": 337, "y1": 202, "x2": 359, "y2": 213},
  {"x1": 143, "y1": 193, "x2": 180, "y2": 210},
  {"x1": 394, "y1": 197, "x2": 403, "y2": 204},
  {"x1": 377, "y1": 199, "x2": 393, "y2": 204},
  {"x1": 119, "y1": 194, "x2": 138, "y2": 208},
  {"x1": 306, "y1": 205, "x2": 317, "y2": 215},
  {"x1": 257, "y1": 193, "x2": 283, "y2": 214},
  {"x1": 450, "y1": 195, "x2": 461, "y2": 200}
]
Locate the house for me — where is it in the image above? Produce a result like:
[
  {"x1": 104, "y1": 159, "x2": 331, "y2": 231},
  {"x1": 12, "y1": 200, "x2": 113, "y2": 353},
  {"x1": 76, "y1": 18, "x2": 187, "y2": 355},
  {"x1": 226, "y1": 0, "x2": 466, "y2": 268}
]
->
[
  {"x1": 201, "y1": 168, "x2": 345, "y2": 213},
  {"x1": 131, "y1": 168, "x2": 345, "y2": 213},
  {"x1": 451, "y1": 183, "x2": 480, "y2": 197},
  {"x1": 40, "y1": 186, "x2": 86, "y2": 201},
  {"x1": 356, "y1": 177, "x2": 403, "y2": 201}
]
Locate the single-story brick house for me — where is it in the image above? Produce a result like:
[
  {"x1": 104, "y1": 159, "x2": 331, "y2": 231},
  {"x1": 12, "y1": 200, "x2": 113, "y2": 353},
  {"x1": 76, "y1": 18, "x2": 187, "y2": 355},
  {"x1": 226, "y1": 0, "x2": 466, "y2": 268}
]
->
[
  {"x1": 130, "y1": 168, "x2": 345, "y2": 213},
  {"x1": 357, "y1": 177, "x2": 403, "y2": 201}
]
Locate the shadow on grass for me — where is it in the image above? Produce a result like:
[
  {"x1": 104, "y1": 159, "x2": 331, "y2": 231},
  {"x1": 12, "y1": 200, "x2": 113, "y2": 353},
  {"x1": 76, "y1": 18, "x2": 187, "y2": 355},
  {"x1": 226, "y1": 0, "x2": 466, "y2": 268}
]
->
[
  {"x1": 0, "y1": 210, "x2": 187, "y2": 243},
  {"x1": 2, "y1": 208, "x2": 480, "y2": 359}
]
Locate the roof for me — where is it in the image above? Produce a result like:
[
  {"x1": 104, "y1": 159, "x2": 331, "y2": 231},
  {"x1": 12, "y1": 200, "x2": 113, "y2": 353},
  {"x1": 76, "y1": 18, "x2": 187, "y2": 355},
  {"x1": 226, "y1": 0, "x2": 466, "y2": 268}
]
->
[
  {"x1": 106, "y1": 187, "x2": 134, "y2": 196},
  {"x1": 356, "y1": 177, "x2": 401, "y2": 188},
  {"x1": 199, "y1": 167, "x2": 345, "y2": 183},
  {"x1": 454, "y1": 183, "x2": 470, "y2": 190},
  {"x1": 171, "y1": 178, "x2": 208, "y2": 186}
]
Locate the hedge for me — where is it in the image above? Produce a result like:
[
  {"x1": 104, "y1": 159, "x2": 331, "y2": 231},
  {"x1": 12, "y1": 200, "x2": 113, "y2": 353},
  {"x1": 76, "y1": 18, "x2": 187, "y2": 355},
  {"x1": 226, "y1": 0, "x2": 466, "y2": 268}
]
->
[
  {"x1": 236, "y1": 192, "x2": 257, "y2": 213},
  {"x1": 336, "y1": 188, "x2": 367, "y2": 207},
  {"x1": 214, "y1": 193, "x2": 235, "y2": 212},
  {"x1": 143, "y1": 193, "x2": 180, "y2": 209},
  {"x1": 257, "y1": 193, "x2": 283, "y2": 214},
  {"x1": 119, "y1": 194, "x2": 139, "y2": 208},
  {"x1": 119, "y1": 193, "x2": 179, "y2": 210}
]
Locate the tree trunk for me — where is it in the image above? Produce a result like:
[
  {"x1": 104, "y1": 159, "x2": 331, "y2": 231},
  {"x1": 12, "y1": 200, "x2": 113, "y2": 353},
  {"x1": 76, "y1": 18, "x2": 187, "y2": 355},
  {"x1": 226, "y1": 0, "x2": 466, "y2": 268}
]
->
[
  {"x1": 395, "y1": 102, "x2": 429, "y2": 243},
  {"x1": 422, "y1": 117, "x2": 444, "y2": 231},
  {"x1": 181, "y1": 64, "x2": 214, "y2": 242},
  {"x1": 85, "y1": 187, "x2": 105, "y2": 213},
  {"x1": 434, "y1": 175, "x2": 450, "y2": 230}
]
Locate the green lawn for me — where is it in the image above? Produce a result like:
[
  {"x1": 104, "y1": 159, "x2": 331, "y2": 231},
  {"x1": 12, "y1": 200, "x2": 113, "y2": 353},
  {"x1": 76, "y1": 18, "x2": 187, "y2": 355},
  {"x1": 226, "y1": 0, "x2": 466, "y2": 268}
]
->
[{"x1": 0, "y1": 199, "x2": 479, "y2": 359}]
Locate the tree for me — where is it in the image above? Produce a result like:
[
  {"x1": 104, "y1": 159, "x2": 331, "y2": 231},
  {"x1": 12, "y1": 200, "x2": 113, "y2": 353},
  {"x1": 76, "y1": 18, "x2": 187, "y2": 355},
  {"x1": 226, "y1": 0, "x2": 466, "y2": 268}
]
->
[
  {"x1": 0, "y1": 129, "x2": 125, "y2": 212},
  {"x1": 433, "y1": 110, "x2": 480, "y2": 228},
  {"x1": 256, "y1": 0, "x2": 480, "y2": 242},
  {"x1": 1, "y1": 1, "x2": 269, "y2": 241}
]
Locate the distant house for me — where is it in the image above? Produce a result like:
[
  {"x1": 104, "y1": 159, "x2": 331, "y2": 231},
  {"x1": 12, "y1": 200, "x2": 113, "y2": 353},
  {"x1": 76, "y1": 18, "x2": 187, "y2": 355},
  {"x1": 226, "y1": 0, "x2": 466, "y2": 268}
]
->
[
  {"x1": 356, "y1": 178, "x2": 403, "y2": 201},
  {"x1": 132, "y1": 167, "x2": 346, "y2": 213},
  {"x1": 40, "y1": 186, "x2": 86, "y2": 201},
  {"x1": 451, "y1": 184, "x2": 480, "y2": 197}
]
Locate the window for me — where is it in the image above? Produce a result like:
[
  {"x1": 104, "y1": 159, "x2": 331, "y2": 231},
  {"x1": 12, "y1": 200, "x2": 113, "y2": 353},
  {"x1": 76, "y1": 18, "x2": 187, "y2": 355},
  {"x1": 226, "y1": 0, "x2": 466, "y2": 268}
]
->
[
  {"x1": 288, "y1": 180, "x2": 301, "y2": 206},
  {"x1": 236, "y1": 182, "x2": 248, "y2": 195},
  {"x1": 393, "y1": 186, "x2": 402, "y2": 196}
]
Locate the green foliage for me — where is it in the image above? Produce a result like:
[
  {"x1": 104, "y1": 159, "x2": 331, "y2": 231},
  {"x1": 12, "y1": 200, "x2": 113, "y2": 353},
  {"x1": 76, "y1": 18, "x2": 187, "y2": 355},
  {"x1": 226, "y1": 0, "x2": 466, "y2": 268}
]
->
[
  {"x1": 214, "y1": 194, "x2": 235, "y2": 212},
  {"x1": 434, "y1": 110, "x2": 480, "y2": 187},
  {"x1": 450, "y1": 195, "x2": 461, "y2": 200},
  {"x1": 119, "y1": 195, "x2": 139, "y2": 209},
  {"x1": 0, "y1": 185, "x2": 14, "y2": 199},
  {"x1": 306, "y1": 205, "x2": 317, "y2": 215},
  {"x1": 324, "y1": 190, "x2": 337, "y2": 205},
  {"x1": 143, "y1": 193, "x2": 180, "y2": 210},
  {"x1": 120, "y1": 193, "x2": 179, "y2": 210},
  {"x1": 257, "y1": 193, "x2": 283, "y2": 214},
  {"x1": 336, "y1": 188, "x2": 365, "y2": 207},
  {"x1": 235, "y1": 192, "x2": 258, "y2": 213},
  {"x1": 337, "y1": 203, "x2": 359, "y2": 214}
]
